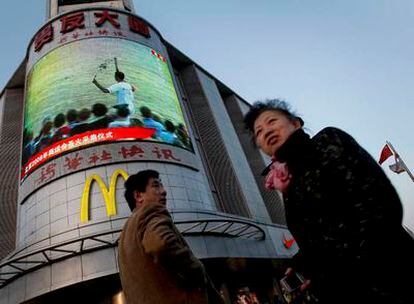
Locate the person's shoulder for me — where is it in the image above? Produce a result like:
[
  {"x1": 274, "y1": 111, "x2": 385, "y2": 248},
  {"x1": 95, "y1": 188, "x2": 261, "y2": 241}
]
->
[
  {"x1": 120, "y1": 82, "x2": 132, "y2": 89},
  {"x1": 137, "y1": 202, "x2": 170, "y2": 219},
  {"x1": 312, "y1": 127, "x2": 366, "y2": 161},
  {"x1": 107, "y1": 83, "x2": 120, "y2": 92},
  {"x1": 315, "y1": 127, "x2": 350, "y2": 137},
  {"x1": 155, "y1": 121, "x2": 165, "y2": 129},
  {"x1": 108, "y1": 82, "x2": 123, "y2": 91},
  {"x1": 313, "y1": 127, "x2": 356, "y2": 144}
]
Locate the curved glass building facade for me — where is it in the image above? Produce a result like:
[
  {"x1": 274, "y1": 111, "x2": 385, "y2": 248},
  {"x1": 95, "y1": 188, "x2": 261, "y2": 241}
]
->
[{"x1": 0, "y1": 1, "x2": 295, "y2": 303}]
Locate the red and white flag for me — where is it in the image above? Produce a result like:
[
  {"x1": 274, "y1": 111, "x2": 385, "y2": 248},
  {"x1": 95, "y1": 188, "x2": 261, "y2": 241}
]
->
[
  {"x1": 378, "y1": 141, "x2": 413, "y2": 182},
  {"x1": 379, "y1": 144, "x2": 393, "y2": 164},
  {"x1": 389, "y1": 159, "x2": 406, "y2": 174}
]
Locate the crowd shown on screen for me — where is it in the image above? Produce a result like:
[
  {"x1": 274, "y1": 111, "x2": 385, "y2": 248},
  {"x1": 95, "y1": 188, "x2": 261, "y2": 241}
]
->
[{"x1": 22, "y1": 104, "x2": 192, "y2": 164}]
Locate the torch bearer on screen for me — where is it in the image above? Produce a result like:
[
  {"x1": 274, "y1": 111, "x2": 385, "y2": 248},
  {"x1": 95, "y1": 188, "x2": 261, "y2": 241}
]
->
[{"x1": 114, "y1": 57, "x2": 119, "y2": 72}]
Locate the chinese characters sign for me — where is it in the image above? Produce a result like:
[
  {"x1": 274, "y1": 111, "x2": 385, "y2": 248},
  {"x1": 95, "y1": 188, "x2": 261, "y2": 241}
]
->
[
  {"x1": 19, "y1": 142, "x2": 198, "y2": 201},
  {"x1": 33, "y1": 10, "x2": 150, "y2": 53},
  {"x1": 22, "y1": 127, "x2": 155, "y2": 178}
]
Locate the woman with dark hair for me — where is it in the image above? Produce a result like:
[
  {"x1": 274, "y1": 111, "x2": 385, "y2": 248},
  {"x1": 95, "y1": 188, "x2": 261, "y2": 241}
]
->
[{"x1": 244, "y1": 99, "x2": 414, "y2": 304}]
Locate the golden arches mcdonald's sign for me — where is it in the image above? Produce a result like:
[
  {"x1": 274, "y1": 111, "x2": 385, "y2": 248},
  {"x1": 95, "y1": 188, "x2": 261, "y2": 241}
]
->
[{"x1": 80, "y1": 169, "x2": 129, "y2": 223}]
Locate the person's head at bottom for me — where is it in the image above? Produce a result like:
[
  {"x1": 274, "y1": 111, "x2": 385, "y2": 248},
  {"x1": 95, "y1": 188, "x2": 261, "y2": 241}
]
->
[{"x1": 124, "y1": 169, "x2": 167, "y2": 212}]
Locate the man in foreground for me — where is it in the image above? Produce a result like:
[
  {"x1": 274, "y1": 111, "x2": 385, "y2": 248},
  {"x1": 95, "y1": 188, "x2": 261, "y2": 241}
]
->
[{"x1": 118, "y1": 169, "x2": 222, "y2": 304}]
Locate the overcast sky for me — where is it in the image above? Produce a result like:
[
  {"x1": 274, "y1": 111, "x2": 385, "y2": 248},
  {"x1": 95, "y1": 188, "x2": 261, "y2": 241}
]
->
[{"x1": 1, "y1": 0, "x2": 413, "y2": 229}]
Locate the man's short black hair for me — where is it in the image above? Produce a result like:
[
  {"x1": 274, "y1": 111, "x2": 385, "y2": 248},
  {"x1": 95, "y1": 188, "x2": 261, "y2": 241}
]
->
[
  {"x1": 78, "y1": 108, "x2": 91, "y2": 121},
  {"x1": 139, "y1": 106, "x2": 152, "y2": 118},
  {"x1": 66, "y1": 109, "x2": 78, "y2": 123},
  {"x1": 115, "y1": 71, "x2": 125, "y2": 81},
  {"x1": 124, "y1": 170, "x2": 159, "y2": 211},
  {"x1": 92, "y1": 103, "x2": 108, "y2": 117},
  {"x1": 54, "y1": 113, "x2": 66, "y2": 128},
  {"x1": 115, "y1": 105, "x2": 130, "y2": 118},
  {"x1": 164, "y1": 120, "x2": 175, "y2": 133},
  {"x1": 243, "y1": 99, "x2": 304, "y2": 133}
]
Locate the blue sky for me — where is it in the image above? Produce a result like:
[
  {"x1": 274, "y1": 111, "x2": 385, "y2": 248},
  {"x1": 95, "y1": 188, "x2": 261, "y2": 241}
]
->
[{"x1": 1, "y1": 0, "x2": 413, "y2": 229}]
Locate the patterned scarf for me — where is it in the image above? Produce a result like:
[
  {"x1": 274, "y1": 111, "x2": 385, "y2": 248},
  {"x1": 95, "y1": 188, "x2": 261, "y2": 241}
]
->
[{"x1": 264, "y1": 157, "x2": 291, "y2": 193}]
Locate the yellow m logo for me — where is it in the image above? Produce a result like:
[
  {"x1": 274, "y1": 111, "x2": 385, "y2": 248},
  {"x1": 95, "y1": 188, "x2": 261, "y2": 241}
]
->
[{"x1": 80, "y1": 169, "x2": 129, "y2": 223}]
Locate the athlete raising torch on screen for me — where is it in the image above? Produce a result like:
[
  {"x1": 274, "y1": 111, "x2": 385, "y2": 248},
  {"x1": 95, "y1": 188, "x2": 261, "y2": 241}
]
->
[{"x1": 92, "y1": 57, "x2": 137, "y2": 116}]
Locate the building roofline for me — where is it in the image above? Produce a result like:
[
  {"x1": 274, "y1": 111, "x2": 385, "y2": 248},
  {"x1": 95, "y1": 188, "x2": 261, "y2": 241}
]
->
[
  {"x1": 164, "y1": 41, "x2": 252, "y2": 108},
  {"x1": 2, "y1": 7, "x2": 253, "y2": 110}
]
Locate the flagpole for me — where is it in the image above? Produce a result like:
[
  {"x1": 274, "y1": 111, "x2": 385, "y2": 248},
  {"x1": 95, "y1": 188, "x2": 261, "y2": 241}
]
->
[{"x1": 386, "y1": 141, "x2": 414, "y2": 182}]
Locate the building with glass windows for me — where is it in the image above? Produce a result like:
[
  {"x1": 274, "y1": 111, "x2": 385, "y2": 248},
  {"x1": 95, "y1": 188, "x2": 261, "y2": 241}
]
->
[{"x1": 0, "y1": 1, "x2": 296, "y2": 303}]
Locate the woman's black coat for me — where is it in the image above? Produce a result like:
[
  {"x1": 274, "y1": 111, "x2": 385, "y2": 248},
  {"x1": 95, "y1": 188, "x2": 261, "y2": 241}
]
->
[{"x1": 275, "y1": 127, "x2": 414, "y2": 304}]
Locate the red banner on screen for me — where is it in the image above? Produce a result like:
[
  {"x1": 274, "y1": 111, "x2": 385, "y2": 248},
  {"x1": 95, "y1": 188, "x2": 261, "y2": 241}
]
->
[{"x1": 21, "y1": 127, "x2": 155, "y2": 179}]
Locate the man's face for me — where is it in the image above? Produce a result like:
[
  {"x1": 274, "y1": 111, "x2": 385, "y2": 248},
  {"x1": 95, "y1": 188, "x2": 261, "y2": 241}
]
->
[{"x1": 137, "y1": 177, "x2": 167, "y2": 206}]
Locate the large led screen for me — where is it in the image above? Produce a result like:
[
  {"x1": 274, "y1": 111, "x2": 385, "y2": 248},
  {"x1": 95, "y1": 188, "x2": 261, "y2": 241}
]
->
[{"x1": 22, "y1": 38, "x2": 192, "y2": 179}]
